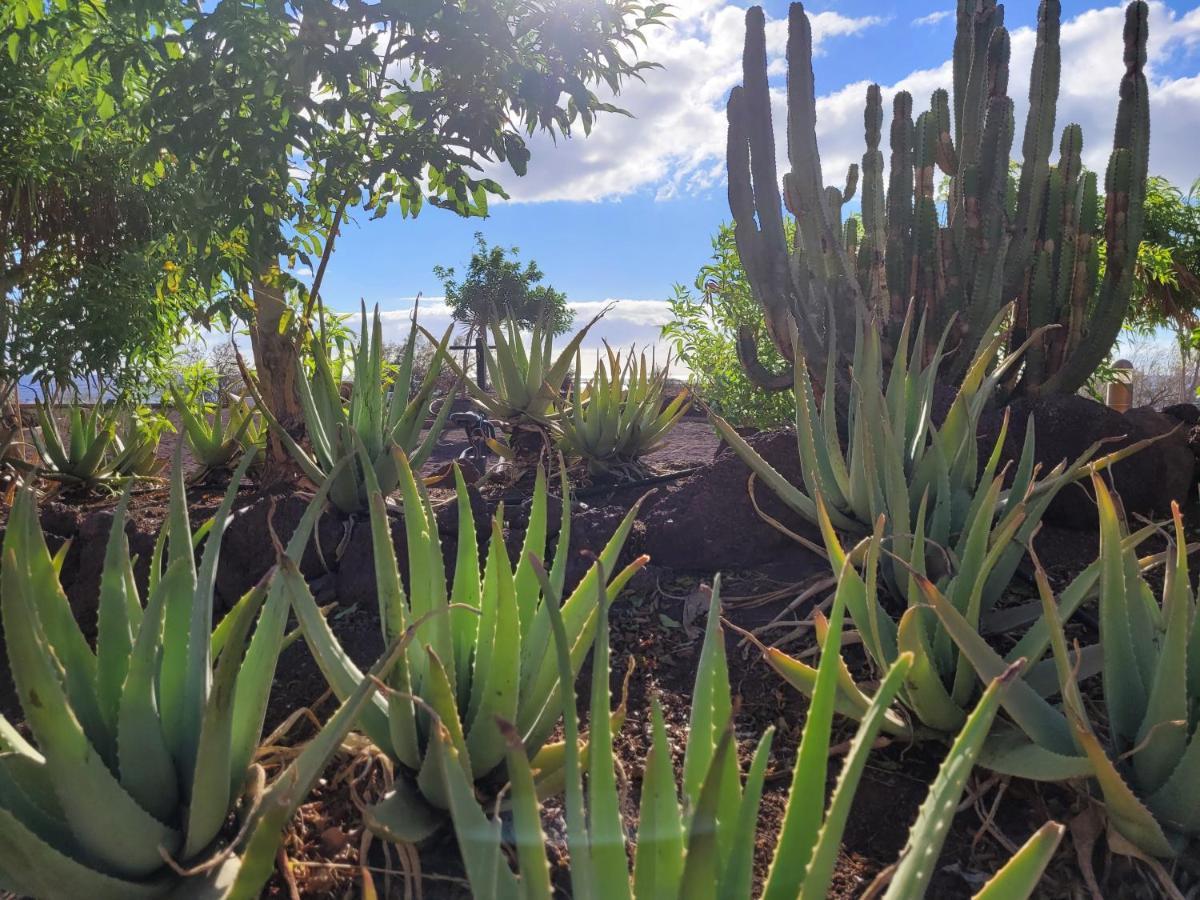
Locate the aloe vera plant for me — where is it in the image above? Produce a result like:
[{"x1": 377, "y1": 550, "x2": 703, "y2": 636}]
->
[
  {"x1": 31, "y1": 399, "x2": 120, "y2": 487},
  {"x1": 283, "y1": 443, "x2": 646, "y2": 836},
  {"x1": 435, "y1": 557, "x2": 1064, "y2": 899},
  {"x1": 926, "y1": 472, "x2": 1200, "y2": 858},
  {"x1": 456, "y1": 309, "x2": 602, "y2": 425},
  {"x1": 110, "y1": 407, "x2": 169, "y2": 479},
  {"x1": 254, "y1": 303, "x2": 456, "y2": 514},
  {"x1": 172, "y1": 387, "x2": 261, "y2": 477},
  {"x1": 555, "y1": 344, "x2": 690, "y2": 477},
  {"x1": 0, "y1": 450, "x2": 402, "y2": 898}
]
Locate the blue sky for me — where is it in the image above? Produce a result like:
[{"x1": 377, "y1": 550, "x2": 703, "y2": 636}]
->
[{"x1": 307, "y1": 0, "x2": 1200, "y2": 358}]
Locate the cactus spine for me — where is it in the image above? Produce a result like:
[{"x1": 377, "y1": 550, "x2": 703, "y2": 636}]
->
[{"x1": 727, "y1": 1, "x2": 1151, "y2": 398}]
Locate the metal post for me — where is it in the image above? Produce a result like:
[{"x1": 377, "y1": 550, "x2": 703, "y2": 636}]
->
[{"x1": 476, "y1": 336, "x2": 488, "y2": 392}]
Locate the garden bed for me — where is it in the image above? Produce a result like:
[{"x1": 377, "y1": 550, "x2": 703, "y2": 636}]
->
[{"x1": 4, "y1": 406, "x2": 1195, "y2": 898}]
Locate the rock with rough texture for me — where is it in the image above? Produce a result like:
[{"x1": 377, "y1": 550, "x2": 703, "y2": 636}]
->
[
  {"x1": 217, "y1": 494, "x2": 346, "y2": 610},
  {"x1": 980, "y1": 395, "x2": 1194, "y2": 530},
  {"x1": 639, "y1": 429, "x2": 825, "y2": 577},
  {"x1": 1163, "y1": 403, "x2": 1200, "y2": 426}
]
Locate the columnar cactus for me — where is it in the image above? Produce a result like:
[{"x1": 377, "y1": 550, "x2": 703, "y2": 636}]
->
[{"x1": 727, "y1": 1, "x2": 1151, "y2": 398}]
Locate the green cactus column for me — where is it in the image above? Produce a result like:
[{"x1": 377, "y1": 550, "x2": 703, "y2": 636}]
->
[{"x1": 726, "y1": 1, "x2": 1150, "y2": 400}]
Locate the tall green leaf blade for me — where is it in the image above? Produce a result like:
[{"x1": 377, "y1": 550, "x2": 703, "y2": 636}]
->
[
  {"x1": 96, "y1": 486, "x2": 136, "y2": 749},
  {"x1": 117, "y1": 558, "x2": 190, "y2": 823},
  {"x1": 227, "y1": 632, "x2": 412, "y2": 900},
  {"x1": 1, "y1": 550, "x2": 180, "y2": 878},
  {"x1": 633, "y1": 701, "x2": 686, "y2": 899},
  {"x1": 184, "y1": 578, "x2": 269, "y2": 858},
  {"x1": 800, "y1": 653, "x2": 914, "y2": 899},
  {"x1": 762, "y1": 549, "x2": 853, "y2": 900},
  {"x1": 971, "y1": 822, "x2": 1065, "y2": 900},
  {"x1": 181, "y1": 450, "x2": 256, "y2": 782},
  {"x1": 883, "y1": 664, "x2": 1019, "y2": 899},
  {"x1": 585, "y1": 564, "x2": 633, "y2": 900}
]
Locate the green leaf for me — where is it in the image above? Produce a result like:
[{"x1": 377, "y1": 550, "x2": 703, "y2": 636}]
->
[
  {"x1": 972, "y1": 822, "x2": 1065, "y2": 900},
  {"x1": 883, "y1": 664, "x2": 1021, "y2": 899}
]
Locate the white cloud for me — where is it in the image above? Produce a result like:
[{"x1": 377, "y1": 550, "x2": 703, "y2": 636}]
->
[
  {"x1": 491, "y1": 1, "x2": 1200, "y2": 204},
  {"x1": 913, "y1": 11, "x2": 953, "y2": 27},
  {"x1": 485, "y1": 1, "x2": 885, "y2": 203},
  {"x1": 374, "y1": 297, "x2": 679, "y2": 371}
]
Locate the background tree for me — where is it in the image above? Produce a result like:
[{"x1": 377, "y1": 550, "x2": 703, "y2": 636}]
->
[
  {"x1": 0, "y1": 5, "x2": 210, "y2": 400},
  {"x1": 435, "y1": 232, "x2": 574, "y2": 337},
  {"x1": 1121, "y1": 175, "x2": 1200, "y2": 404},
  {"x1": 98, "y1": 0, "x2": 665, "y2": 483},
  {"x1": 663, "y1": 223, "x2": 795, "y2": 428}
]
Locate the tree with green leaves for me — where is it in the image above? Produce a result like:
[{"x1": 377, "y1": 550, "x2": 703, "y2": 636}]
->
[
  {"x1": 435, "y1": 232, "x2": 574, "y2": 337},
  {"x1": 1122, "y1": 174, "x2": 1200, "y2": 403},
  {"x1": 663, "y1": 223, "x2": 795, "y2": 428},
  {"x1": 0, "y1": 4, "x2": 209, "y2": 399},
  {"x1": 10, "y1": 0, "x2": 667, "y2": 482}
]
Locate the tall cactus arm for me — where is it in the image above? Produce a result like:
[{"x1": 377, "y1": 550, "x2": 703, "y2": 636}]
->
[
  {"x1": 782, "y1": 3, "x2": 865, "y2": 341},
  {"x1": 886, "y1": 92, "x2": 915, "y2": 322},
  {"x1": 737, "y1": 327, "x2": 796, "y2": 392},
  {"x1": 726, "y1": 15, "x2": 800, "y2": 370},
  {"x1": 1005, "y1": 1, "x2": 1062, "y2": 298},
  {"x1": 931, "y1": 89, "x2": 958, "y2": 176},
  {"x1": 1037, "y1": 1, "x2": 1150, "y2": 396},
  {"x1": 859, "y1": 84, "x2": 889, "y2": 313}
]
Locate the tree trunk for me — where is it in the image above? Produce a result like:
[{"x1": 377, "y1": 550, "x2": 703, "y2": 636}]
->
[{"x1": 249, "y1": 276, "x2": 305, "y2": 489}]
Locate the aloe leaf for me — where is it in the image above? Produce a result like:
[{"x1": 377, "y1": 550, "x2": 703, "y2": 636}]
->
[
  {"x1": 972, "y1": 821, "x2": 1065, "y2": 900},
  {"x1": 0, "y1": 807, "x2": 169, "y2": 900},
  {"x1": 585, "y1": 562, "x2": 633, "y2": 900},
  {"x1": 230, "y1": 456, "x2": 352, "y2": 779},
  {"x1": 520, "y1": 555, "x2": 647, "y2": 754},
  {"x1": 465, "y1": 518, "x2": 521, "y2": 778},
  {"x1": 433, "y1": 722, "x2": 521, "y2": 900},
  {"x1": 497, "y1": 720, "x2": 553, "y2": 900},
  {"x1": 883, "y1": 664, "x2": 1020, "y2": 899},
  {"x1": 1092, "y1": 473, "x2": 1147, "y2": 748},
  {"x1": 761, "y1": 550, "x2": 853, "y2": 900},
  {"x1": 896, "y1": 606, "x2": 967, "y2": 733},
  {"x1": 1133, "y1": 505, "x2": 1190, "y2": 794},
  {"x1": 184, "y1": 577, "x2": 270, "y2": 858},
  {"x1": 1145, "y1": 729, "x2": 1200, "y2": 836},
  {"x1": 532, "y1": 556, "x2": 592, "y2": 900},
  {"x1": 227, "y1": 631, "x2": 411, "y2": 900},
  {"x1": 95, "y1": 485, "x2": 136, "y2": 751},
  {"x1": 415, "y1": 648, "x2": 472, "y2": 807},
  {"x1": 280, "y1": 558, "x2": 393, "y2": 749},
  {"x1": 760, "y1": 640, "x2": 911, "y2": 735},
  {"x1": 513, "y1": 466, "x2": 549, "y2": 637},
  {"x1": 466, "y1": 513, "x2": 505, "y2": 726},
  {"x1": 976, "y1": 726, "x2": 1094, "y2": 780},
  {"x1": 800, "y1": 653, "x2": 914, "y2": 899},
  {"x1": 919, "y1": 577, "x2": 1075, "y2": 753},
  {"x1": 117, "y1": 558, "x2": 191, "y2": 823},
  {"x1": 681, "y1": 580, "x2": 730, "y2": 804},
  {"x1": 160, "y1": 439, "x2": 198, "y2": 763},
  {"x1": 716, "y1": 726, "x2": 773, "y2": 900},
  {"x1": 677, "y1": 728, "x2": 734, "y2": 900},
  {"x1": 361, "y1": 776, "x2": 442, "y2": 845},
  {"x1": 1, "y1": 549, "x2": 180, "y2": 878},
  {"x1": 519, "y1": 496, "x2": 646, "y2": 741},
  {"x1": 708, "y1": 410, "x2": 822, "y2": 524},
  {"x1": 633, "y1": 701, "x2": 686, "y2": 899},
  {"x1": 5, "y1": 485, "x2": 105, "y2": 753},
  {"x1": 180, "y1": 450, "x2": 256, "y2": 782}
]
